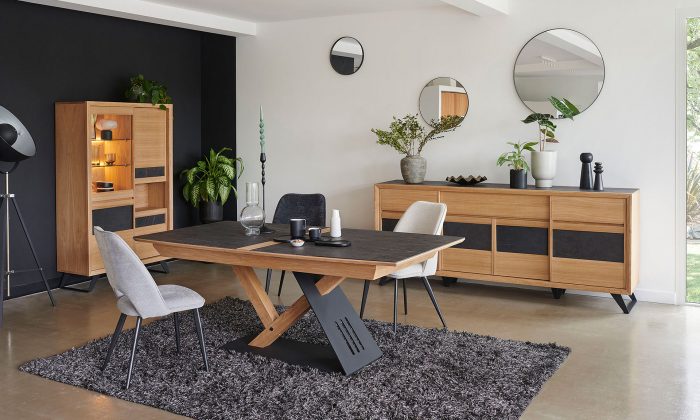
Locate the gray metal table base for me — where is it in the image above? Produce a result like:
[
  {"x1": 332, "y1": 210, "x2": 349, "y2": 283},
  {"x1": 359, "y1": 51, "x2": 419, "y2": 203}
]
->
[{"x1": 222, "y1": 272, "x2": 382, "y2": 375}]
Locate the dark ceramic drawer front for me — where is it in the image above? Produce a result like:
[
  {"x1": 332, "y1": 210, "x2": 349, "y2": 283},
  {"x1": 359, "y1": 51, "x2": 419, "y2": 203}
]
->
[
  {"x1": 381, "y1": 218, "x2": 399, "y2": 232},
  {"x1": 135, "y1": 213, "x2": 166, "y2": 228},
  {"x1": 92, "y1": 205, "x2": 133, "y2": 232},
  {"x1": 496, "y1": 225, "x2": 548, "y2": 255},
  {"x1": 135, "y1": 166, "x2": 165, "y2": 178},
  {"x1": 443, "y1": 222, "x2": 491, "y2": 251},
  {"x1": 553, "y1": 230, "x2": 624, "y2": 263}
]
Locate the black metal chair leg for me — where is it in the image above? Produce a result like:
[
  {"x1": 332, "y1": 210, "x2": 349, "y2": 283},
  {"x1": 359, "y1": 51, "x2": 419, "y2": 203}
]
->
[
  {"x1": 422, "y1": 277, "x2": 447, "y2": 329},
  {"x1": 360, "y1": 280, "x2": 370, "y2": 319},
  {"x1": 125, "y1": 317, "x2": 142, "y2": 390},
  {"x1": 393, "y1": 278, "x2": 398, "y2": 333},
  {"x1": 173, "y1": 312, "x2": 181, "y2": 353},
  {"x1": 102, "y1": 313, "x2": 127, "y2": 371},
  {"x1": 265, "y1": 269, "x2": 272, "y2": 294},
  {"x1": 277, "y1": 270, "x2": 286, "y2": 296},
  {"x1": 193, "y1": 308, "x2": 209, "y2": 372},
  {"x1": 402, "y1": 278, "x2": 408, "y2": 315}
]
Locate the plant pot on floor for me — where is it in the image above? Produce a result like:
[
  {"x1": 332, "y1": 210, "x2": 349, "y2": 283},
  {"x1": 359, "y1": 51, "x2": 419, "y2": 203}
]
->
[
  {"x1": 200, "y1": 201, "x2": 223, "y2": 224},
  {"x1": 509, "y1": 169, "x2": 527, "y2": 189},
  {"x1": 531, "y1": 150, "x2": 557, "y2": 188},
  {"x1": 400, "y1": 155, "x2": 427, "y2": 184}
]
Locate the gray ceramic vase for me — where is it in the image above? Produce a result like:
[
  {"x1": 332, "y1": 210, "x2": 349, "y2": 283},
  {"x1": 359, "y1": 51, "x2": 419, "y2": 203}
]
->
[{"x1": 400, "y1": 155, "x2": 427, "y2": 184}]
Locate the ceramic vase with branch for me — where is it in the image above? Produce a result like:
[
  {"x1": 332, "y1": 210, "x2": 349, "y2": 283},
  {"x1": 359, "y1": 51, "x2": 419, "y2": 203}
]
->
[
  {"x1": 372, "y1": 114, "x2": 462, "y2": 184},
  {"x1": 522, "y1": 97, "x2": 580, "y2": 188}
]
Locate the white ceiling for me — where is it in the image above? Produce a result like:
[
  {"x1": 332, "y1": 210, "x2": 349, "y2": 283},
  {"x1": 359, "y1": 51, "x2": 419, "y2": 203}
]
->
[{"x1": 146, "y1": 0, "x2": 444, "y2": 22}]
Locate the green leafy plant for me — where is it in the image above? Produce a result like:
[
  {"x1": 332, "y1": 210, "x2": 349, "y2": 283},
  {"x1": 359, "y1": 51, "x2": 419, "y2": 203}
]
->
[
  {"x1": 181, "y1": 148, "x2": 243, "y2": 207},
  {"x1": 497, "y1": 141, "x2": 538, "y2": 171},
  {"x1": 371, "y1": 114, "x2": 462, "y2": 156},
  {"x1": 125, "y1": 74, "x2": 172, "y2": 110},
  {"x1": 522, "y1": 96, "x2": 580, "y2": 151}
]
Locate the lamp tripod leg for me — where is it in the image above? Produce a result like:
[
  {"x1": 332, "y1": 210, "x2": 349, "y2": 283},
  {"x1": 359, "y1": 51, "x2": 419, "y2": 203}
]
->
[{"x1": 10, "y1": 197, "x2": 55, "y2": 306}]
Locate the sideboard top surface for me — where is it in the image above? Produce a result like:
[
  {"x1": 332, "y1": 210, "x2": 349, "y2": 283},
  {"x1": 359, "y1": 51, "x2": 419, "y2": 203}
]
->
[{"x1": 377, "y1": 180, "x2": 638, "y2": 195}]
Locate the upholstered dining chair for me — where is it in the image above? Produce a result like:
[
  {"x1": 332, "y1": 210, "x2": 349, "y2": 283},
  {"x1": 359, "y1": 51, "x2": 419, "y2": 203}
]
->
[
  {"x1": 94, "y1": 227, "x2": 209, "y2": 390},
  {"x1": 265, "y1": 193, "x2": 326, "y2": 295},
  {"x1": 359, "y1": 201, "x2": 448, "y2": 333}
]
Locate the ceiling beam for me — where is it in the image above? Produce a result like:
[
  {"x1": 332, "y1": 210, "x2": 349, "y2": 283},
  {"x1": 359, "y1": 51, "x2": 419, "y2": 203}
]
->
[
  {"x1": 20, "y1": 0, "x2": 257, "y2": 36},
  {"x1": 440, "y1": 0, "x2": 509, "y2": 16}
]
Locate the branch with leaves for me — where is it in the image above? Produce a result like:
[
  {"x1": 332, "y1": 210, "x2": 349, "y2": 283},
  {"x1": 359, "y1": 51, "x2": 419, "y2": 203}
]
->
[
  {"x1": 522, "y1": 97, "x2": 580, "y2": 151},
  {"x1": 497, "y1": 141, "x2": 538, "y2": 171},
  {"x1": 181, "y1": 148, "x2": 244, "y2": 207},
  {"x1": 372, "y1": 114, "x2": 463, "y2": 156}
]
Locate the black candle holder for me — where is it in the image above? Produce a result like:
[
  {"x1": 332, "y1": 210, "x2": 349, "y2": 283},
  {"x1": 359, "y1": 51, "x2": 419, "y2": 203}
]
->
[{"x1": 259, "y1": 151, "x2": 274, "y2": 234}]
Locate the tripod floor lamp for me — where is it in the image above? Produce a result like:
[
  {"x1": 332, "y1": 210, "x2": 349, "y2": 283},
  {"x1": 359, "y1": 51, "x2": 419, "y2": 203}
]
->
[{"x1": 0, "y1": 106, "x2": 55, "y2": 326}]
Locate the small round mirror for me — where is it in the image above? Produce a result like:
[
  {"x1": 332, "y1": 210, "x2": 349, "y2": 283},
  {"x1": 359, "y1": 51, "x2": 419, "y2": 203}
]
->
[
  {"x1": 418, "y1": 77, "x2": 469, "y2": 127},
  {"x1": 514, "y1": 29, "x2": 604, "y2": 116},
  {"x1": 330, "y1": 37, "x2": 364, "y2": 75}
]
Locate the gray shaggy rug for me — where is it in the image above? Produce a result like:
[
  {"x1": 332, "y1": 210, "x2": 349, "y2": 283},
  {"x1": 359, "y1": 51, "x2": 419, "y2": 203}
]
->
[{"x1": 20, "y1": 297, "x2": 569, "y2": 419}]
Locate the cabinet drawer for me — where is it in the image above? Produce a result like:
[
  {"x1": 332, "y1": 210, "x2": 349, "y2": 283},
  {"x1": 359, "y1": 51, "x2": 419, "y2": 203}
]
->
[
  {"x1": 551, "y1": 197, "x2": 626, "y2": 225},
  {"x1": 552, "y1": 258, "x2": 624, "y2": 289},
  {"x1": 441, "y1": 248, "x2": 491, "y2": 275},
  {"x1": 441, "y1": 192, "x2": 549, "y2": 220},
  {"x1": 380, "y1": 189, "x2": 438, "y2": 212},
  {"x1": 494, "y1": 252, "x2": 549, "y2": 280}
]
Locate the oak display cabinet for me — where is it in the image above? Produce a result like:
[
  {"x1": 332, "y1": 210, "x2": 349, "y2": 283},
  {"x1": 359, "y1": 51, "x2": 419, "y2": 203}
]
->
[
  {"x1": 56, "y1": 101, "x2": 173, "y2": 281},
  {"x1": 374, "y1": 181, "x2": 640, "y2": 313}
]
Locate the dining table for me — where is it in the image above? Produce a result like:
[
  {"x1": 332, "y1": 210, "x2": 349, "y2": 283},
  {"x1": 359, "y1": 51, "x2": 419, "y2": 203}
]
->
[{"x1": 135, "y1": 221, "x2": 464, "y2": 375}]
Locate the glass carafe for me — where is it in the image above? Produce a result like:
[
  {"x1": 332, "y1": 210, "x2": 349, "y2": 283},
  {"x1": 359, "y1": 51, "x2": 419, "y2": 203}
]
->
[{"x1": 239, "y1": 182, "x2": 265, "y2": 236}]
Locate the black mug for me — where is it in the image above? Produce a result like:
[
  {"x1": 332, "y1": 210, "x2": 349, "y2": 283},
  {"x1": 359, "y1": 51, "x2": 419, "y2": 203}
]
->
[
  {"x1": 290, "y1": 219, "x2": 306, "y2": 239},
  {"x1": 308, "y1": 227, "x2": 321, "y2": 241}
]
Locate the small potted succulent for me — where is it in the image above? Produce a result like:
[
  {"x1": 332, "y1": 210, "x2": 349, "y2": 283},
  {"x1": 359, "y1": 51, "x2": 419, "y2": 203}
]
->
[
  {"x1": 181, "y1": 147, "x2": 244, "y2": 223},
  {"x1": 372, "y1": 114, "x2": 462, "y2": 184},
  {"x1": 497, "y1": 141, "x2": 538, "y2": 189},
  {"x1": 522, "y1": 96, "x2": 580, "y2": 187}
]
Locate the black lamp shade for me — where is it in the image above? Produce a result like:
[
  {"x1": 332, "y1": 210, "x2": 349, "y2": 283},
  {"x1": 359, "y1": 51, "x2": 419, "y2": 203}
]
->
[{"x1": 0, "y1": 106, "x2": 36, "y2": 162}]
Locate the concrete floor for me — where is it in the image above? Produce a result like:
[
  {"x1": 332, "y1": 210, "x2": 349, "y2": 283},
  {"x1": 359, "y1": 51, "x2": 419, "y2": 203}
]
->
[{"x1": 1, "y1": 260, "x2": 699, "y2": 419}]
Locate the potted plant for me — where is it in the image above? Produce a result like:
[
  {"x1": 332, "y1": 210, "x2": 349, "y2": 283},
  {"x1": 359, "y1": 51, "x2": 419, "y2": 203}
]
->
[
  {"x1": 181, "y1": 147, "x2": 244, "y2": 223},
  {"x1": 522, "y1": 96, "x2": 580, "y2": 187},
  {"x1": 125, "y1": 74, "x2": 172, "y2": 110},
  {"x1": 497, "y1": 141, "x2": 538, "y2": 189},
  {"x1": 372, "y1": 114, "x2": 462, "y2": 184}
]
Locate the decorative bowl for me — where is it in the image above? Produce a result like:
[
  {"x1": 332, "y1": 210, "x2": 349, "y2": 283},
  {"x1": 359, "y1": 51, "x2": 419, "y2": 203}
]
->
[
  {"x1": 290, "y1": 239, "x2": 305, "y2": 247},
  {"x1": 446, "y1": 175, "x2": 487, "y2": 186}
]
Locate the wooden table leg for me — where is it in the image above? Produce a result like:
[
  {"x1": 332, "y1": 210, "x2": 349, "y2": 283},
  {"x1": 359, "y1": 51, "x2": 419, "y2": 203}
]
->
[{"x1": 232, "y1": 266, "x2": 279, "y2": 328}]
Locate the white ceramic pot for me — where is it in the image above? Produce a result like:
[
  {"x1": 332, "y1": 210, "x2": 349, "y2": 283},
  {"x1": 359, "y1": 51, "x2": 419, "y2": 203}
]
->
[{"x1": 531, "y1": 150, "x2": 557, "y2": 188}]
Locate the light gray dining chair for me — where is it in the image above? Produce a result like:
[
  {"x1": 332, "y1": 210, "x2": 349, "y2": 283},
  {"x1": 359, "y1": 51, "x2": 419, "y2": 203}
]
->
[
  {"x1": 94, "y1": 227, "x2": 209, "y2": 390},
  {"x1": 359, "y1": 201, "x2": 448, "y2": 333}
]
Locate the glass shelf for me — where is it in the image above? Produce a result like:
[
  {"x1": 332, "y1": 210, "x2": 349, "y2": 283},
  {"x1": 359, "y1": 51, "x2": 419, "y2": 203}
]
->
[
  {"x1": 91, "y1": 163, "x2": 131, "y2": 168},
  {"x1": 91, "y1": 138, "x2": 132, "y2": 142}
]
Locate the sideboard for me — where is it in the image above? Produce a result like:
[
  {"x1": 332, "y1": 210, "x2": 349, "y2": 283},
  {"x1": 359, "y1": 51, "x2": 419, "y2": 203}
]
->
[{"x1": 374, "y1": 181, "x2": 640, "y2": 313}]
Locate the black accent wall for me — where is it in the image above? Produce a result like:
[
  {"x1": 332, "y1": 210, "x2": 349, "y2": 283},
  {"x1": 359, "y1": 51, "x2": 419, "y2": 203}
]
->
[{"x1": 0, "y1": 0, "x2": 236, "y2": 298}]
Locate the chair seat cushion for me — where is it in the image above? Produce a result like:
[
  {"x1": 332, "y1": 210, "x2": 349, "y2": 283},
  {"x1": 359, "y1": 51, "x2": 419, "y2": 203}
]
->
[
  {"x1": 117, "y1": 284, "x2": 205, "y2": 317},
  {"x1": 387, "y1": 263, "x2": 424, "y2": 279}
]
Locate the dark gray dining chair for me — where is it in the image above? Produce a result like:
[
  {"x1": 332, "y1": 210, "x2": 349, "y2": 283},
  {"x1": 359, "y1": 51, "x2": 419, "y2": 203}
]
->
[
  {"x1": 265, "y1": 193, "x2": 326, "y2": 295},
  {"x1": 94, "y1": 227, "x2": 209, "y2": 390}
]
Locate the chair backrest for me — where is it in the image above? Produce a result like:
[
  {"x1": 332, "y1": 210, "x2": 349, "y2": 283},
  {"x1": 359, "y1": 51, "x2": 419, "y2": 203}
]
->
[
  {"x1": 272, "y1": 193, "x2": 326, "y2": 226},
  {"x1": 94, "y1": 227, "x2": 170, "y2": 318},
  {"x1": 393, "y1": 201, "x2": 447, "y2": 277},
  {"x1": 394, "y1": 201, "x2": 447, "y2": 235}
]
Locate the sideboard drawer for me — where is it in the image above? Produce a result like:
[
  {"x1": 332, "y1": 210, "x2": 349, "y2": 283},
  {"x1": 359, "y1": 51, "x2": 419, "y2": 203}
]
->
[
  {"x1": 380, "y1": 189, "x2": 438, "y2": 212},
  {"x1": 494, "y1": 252, "x2": 549, "y2": 280},
  {"x1": 442, "y1": 248, "x2": 492, "y2": 275},
  {"x1": 551, "y1": 197, "x2": 626, "y2": 225},
  {"x1": 441, "y1": 192, "x2": 549, "y2": 220},
  {"x1": 552, "y1": 258, "x2": 625, "y2": 289}
]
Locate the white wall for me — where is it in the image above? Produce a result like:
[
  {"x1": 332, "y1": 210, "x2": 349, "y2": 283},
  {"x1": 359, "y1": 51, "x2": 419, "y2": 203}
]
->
[{"x1": 237, "y1": 0, "x2": 698, "y2": 304}]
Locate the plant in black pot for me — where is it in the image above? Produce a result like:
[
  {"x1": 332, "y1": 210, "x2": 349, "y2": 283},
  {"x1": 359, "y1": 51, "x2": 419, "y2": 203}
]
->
[
  {"x1": 497, "y1": 141, "x2": 538, "y2": 189},
  {"x1": 181, "y1": 148, "x2": 244, "y2": 223}
]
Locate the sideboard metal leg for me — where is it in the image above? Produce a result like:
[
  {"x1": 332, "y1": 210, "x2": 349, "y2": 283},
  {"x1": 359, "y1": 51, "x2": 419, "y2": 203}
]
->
[
  {"x1": 611, "y1": 293, "x2": 637, "y2": 314},
  {"x1": 442, "y1": 277, "x2": 457, "y2": 287},
  {"x1": 551, "y1": 288, "x2": 566, "y2": 299},
  {"x1": 60, "y1": 273, "x2": 100, "y2": 293}
]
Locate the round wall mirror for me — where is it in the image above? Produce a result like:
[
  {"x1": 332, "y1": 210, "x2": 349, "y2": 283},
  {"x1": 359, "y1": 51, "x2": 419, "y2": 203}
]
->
[
  {"x1": 330, "y1": 37, "x2": 364, "y2": 75},
  {"x1": 514, "y1": 28, "x2": 604, "y2": 116},
  {"x1": 418, "y1": 77, "x2": 469, "y2": 126}
]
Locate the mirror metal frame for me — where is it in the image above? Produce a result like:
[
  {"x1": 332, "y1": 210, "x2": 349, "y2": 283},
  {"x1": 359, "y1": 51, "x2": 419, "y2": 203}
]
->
[
  {"x1": 418, "y1": 76, "x2": 469, "y2": 127},
  {"x1": 329, "y1": 36, "x2": 364, "y2": 75},
  {"x1": 513, "y1": 28, "x2": 605, "y2": 117}
]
